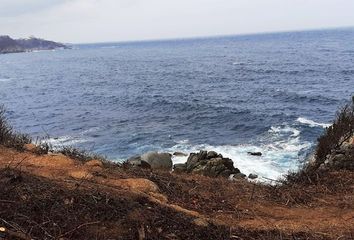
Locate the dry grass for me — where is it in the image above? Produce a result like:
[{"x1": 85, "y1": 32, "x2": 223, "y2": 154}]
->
[
  {"x1": 0, "y1": 168, "x2": 230, "y2": 240},
  {"x1": 1, "y1": 100, "x2": 354, "y2": 239},
  {"x1": 0, "y1": 105, "x2": 31, "y2": 150},
  {"x1": 2, "y1": 166, "x2": 349, "y2": 240},
  {"x1": 315, "y1": 98, "x2": 354, "y2": 167}
]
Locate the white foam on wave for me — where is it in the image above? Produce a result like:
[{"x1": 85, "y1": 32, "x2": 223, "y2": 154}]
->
[
  {"x1": 0, "y1": 78, "x2": 11, "y2": 82},
  {"x1": 101, "y1": 46, "x2": 117, "y2": 49},
  {"x1": 42, "y1": 127, "x2": 101, "y2": 149},
  {"x1": 168, "y1": 125, "x2": 312, "y2": 182},
  {"x1": 296, "y1": 117, "x2": 331, "y2": 128},
  {"x1": 268, "y1": 125, "x2": 300, "y2": 137},
  {"x1": 45, "y1": 135, "x2": 88, "y2": 148}
]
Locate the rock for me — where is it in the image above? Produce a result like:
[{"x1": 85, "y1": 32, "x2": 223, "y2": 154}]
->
[
  {"x1": 207, "y1": 151, "x2": 218, "y2": 159},
  {"x1": 230, "y1": 173, "x2": 247, "y2": 180},
  {"x1": 318, "y1": 163, "x2": 327, "y2": 171},
  {"x1": 307, "y1": 153, "x2": 317, "y2": 167},
  {"x1": 141, "y1": 152, "x2": 173, "y2": 170},
  {"x1": 340, "y1": 141, "x2": 354, "y2": 152},
  {"x1": 149, "y1": 192, "x2": 168, "y2": 203},
  {"x1": 68, "y1": 170, "x2": 93, "y2": 180},
  {"x1": 109, "y1": 178, "x2": 159, "y2": 193},
  {"x1": 85, "y1": 159, "x2": 103, "y2": 168},
  {"x1": 127, "y1": 155, "x2": 141, "y2": 162},
  {"x1": 332, "y1": 154, "x2": 346, "y2": 163},
  {"x1": 173, "y1": 152, "x2": 188, "y2": 157},
  {"x1": 332, "y1": 153, "x2": 353, "y2": 169},
  {"x1": 185, "y1": 150, "x2": 240, "y2": 177},
  {"x1": 32, "y1": 154, "x2": 75, "y2": 167},
  {"x1": 173, "y1": 163, "x2": 187, "y2": 173},
  {"x1": 192, "y1": 218, "x2": 209, "y2": 227},
  {"x1": 247, "y1": 152, "x2": 262, "y2": 156},
  {"x1": 24, "y1": 143, "x2": 39, "y2": 153},
  {"x1": 324, "y1": 157, "x2": 333, "y2": 166},
  {"x1": 248, "y1": 173, "x2": 258, "y2": 179},
  {"x1": 199, "y1": 151, "x2": 208, "y2": 160},
  {"x1": 321, "y1": 147, "x2": 354, "y2": 170},
  {"x1": 126, "y1": 156, "x2": 151, "y2": 169}
]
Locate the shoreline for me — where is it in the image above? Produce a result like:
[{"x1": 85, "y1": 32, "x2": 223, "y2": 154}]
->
[
  {"x1": 0, "y1": 99, "x2": 353, "y2": 239},
  {"x1": 0, "y1": 137, "x2": 353, "y2": 239}
]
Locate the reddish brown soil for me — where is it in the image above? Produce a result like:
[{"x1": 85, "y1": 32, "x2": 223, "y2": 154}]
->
[{"x1": 0, "y1": 145, "x2": 353, "y2": 239}]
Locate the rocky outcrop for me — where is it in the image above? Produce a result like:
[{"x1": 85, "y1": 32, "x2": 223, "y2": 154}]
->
[
  {"x1": 248, "y1": 173, "x2": 258, "y2": 179},
  {"x1": 126, "y1": 155, "x2": 152, "y2": 169},
  {"x1": 174, "y1": 150, "x2": 240, "y2": 177},
  {"x1": 16, "y1": 37, "x2": 67, "y2": 50},
  {"x1": 318, "y1": 135, "x2": 354, "y2": 171},
  {"x1": 0, "y1": 36, "x2": 24, "y2": 54},
  {"x1": 141, "y1": 152, "x2": 173, "y2": 170},
  {"x1": 127, "y1": 152, "x2": 173, "y2": 170},
  {"x1": 0, "y1": 35, "x2": 68, "y2": 54},
  {"x1": 247, "y1": 151, "x2": 262, "y2": 156},
  {"x1": 173, "y1": 152, "x2": 188, "y2": 157}
]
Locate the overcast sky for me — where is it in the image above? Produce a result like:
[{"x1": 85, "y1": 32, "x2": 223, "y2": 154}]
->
[{"x1": 1, "y1": 0, "x2": 354, "y2": 43}]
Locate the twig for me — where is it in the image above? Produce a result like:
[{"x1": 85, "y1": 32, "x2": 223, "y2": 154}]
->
[
  {"x1": 262, "y1": 176, "x2": 282, "y2": 183},
  {"x1": 138, "y1": 225, "x2": 145, "y2": 240},
  {"x1": 249, "y1": 183, "x2": 256, "y2": 201},
  {"x1": 58, "y1": 221, "x2": 100, "y2": 238},
  {"x1": 4, "y1": 229, "x2": 32, "y2": 240},
  {"x1": 0, "y1": 218, "x2": 31, "y2": 240},
  {"x1": 0, "y1": 199, "x2": 16, "y2": 204}
]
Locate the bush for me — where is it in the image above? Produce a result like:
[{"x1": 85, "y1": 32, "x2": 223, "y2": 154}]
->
[
  {"x1": 58, "y1": 146, "x2": 108, "y2": 163},
  {"x1": 0, "y1": 105, "x2": 31, "y2": 150},
  {"x1": 315, "y1": 97, "x2": 354, "y2": 166}
]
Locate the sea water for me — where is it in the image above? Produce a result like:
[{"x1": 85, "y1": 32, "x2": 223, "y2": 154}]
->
[{"x1": 1, "y1": 28, "x2": 354, "y2": 180}]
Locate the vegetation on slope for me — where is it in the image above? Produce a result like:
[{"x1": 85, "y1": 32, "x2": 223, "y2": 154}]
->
[
  {"x1": 0, "y1": 98, "x2": 353, "y2": 239},
  {"x1": 0, "y1": 35, "x2": 67, "y2": 54},
  {"x1": 0, "y1": 106, "x2": 31, "y2": 150},
  {"x1": 315, "y1": 97, "x2": 354, "y2": 166}
]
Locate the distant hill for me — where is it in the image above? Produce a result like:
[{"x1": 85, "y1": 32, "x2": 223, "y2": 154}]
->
[{"x1": 0, "y1": 35, "x2": 68, "y2": 54}]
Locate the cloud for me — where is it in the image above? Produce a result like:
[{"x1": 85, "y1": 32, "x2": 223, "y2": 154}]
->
[
  {"x1": 0, "y1": 0, "x2": 354, "y2": 43},
  {"x1": 0, "y1": 0, "x2": 69, "y2": 16}
]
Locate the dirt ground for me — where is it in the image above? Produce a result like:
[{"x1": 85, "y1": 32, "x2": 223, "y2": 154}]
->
[{"x1": 0, "y1": 145, "x2": 353, "y2": 239}]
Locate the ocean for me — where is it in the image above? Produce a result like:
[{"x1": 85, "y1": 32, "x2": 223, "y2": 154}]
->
[{"x1": 1, "y1": 28, "x2": 353, "y2": 180}]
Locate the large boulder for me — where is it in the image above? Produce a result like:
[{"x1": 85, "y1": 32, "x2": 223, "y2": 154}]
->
[
  {"x1": 140, "y1": 151, "x2": 173, "y2": 170},
  {"x1": 173, "y1": 163, "x2": 187, "y2": 173},
  {"x1": 175, "y1": 150, "x2": 240, "y2": 177},
  {"x1": 173, "y1": 152, "x2": 188, "y2": 157},
  {"x1": 126, "y1": 155, "x2": 151, "y2": 169}
]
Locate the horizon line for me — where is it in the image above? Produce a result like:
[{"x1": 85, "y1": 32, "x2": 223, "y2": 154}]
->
[{"x1": 71, "y1": 25, "x2": 354, "y2": 45}]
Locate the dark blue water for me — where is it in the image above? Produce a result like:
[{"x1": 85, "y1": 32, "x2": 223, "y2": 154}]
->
[{"x1": 1, "y1": 28, "x2": 353, "y2": 179}]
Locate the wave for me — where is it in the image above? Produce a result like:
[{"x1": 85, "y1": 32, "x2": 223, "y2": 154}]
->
[
  {"x1": 45, "y1": 135, "x2": 88, "y2": 148},
  {"x1": 232, "y1": 61, "x2": 245, "y2": 65},
  {"x1": 100, "y1": 46, "x2": 117, "y2": 49},
  {"x1": 296, "y1": 117, "x2": 331, "y2": 128},
  {"x1": 268, "y1": 125, "x2": 300, "y2": 137},
  {"x1": 0, "y1": 78, "x2": 11, "y2": 82},
  {"x1": 168, "y1": 125, "x2": 312, "y2": 182}
]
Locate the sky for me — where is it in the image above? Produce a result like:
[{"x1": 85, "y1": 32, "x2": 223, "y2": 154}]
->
[{"x1": 1, "y1": 0, "x2": 354, "y2": 43}]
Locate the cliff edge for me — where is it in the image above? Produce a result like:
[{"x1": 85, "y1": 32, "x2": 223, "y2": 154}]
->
[{"x1": 0, "y1": 99, "x2": 353, "y2": 239}]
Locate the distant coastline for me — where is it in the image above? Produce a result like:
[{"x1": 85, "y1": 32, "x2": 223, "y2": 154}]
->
[{"x1": 0, "y1": 35, "x2": 69, "y2": 54}]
